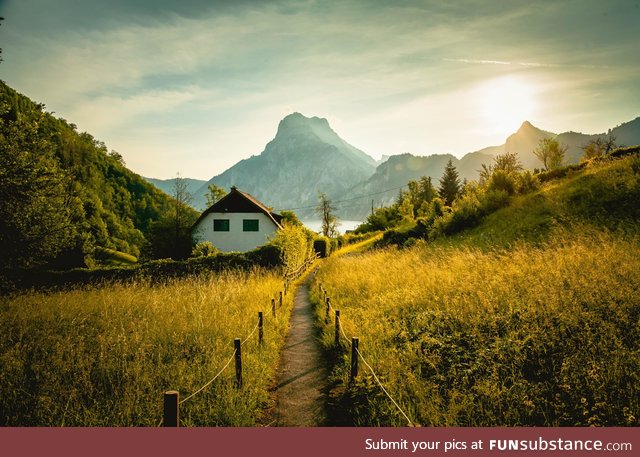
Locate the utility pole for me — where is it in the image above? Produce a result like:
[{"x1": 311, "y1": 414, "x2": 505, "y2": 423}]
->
[{"x1": 371, "y1": 199, "x2": 374, "y2": 217}]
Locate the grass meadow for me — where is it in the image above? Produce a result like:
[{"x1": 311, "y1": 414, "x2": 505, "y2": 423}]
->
[
  {"x1": 0, "y1": 269, "x2": 292, "y2": 426},
  {"x1": 312, "y1": 228, "x2": 640, "y2": 426}
]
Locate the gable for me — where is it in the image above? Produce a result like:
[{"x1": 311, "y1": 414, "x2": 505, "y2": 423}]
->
[{"x1": 191, "y1": 187, "x2": 283, "y2": 232}]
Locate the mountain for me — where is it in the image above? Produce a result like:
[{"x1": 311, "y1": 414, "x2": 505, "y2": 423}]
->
[
  {"x1": 335, "y1": 118, "x2": 640, "y2": 220},
  {"x1": 192, "y1": 112, "x2": 377, "y2": 215},
  {"x1": 145, "y1": 177, "x2": 207, "y2": 197}
]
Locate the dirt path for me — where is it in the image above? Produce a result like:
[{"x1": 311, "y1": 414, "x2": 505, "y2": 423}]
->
[{"x1": 270, "y1": 270, "x2": 328, "y2": 426}]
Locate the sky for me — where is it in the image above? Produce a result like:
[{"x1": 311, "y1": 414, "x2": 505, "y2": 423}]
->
[{"x1": 1, "y1": 0, "x2": 639, "y2": 179}]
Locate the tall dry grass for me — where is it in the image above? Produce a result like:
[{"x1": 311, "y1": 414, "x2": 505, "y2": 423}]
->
[
  {"x1": 0, "y1": 269, "x2": 292, "y2": 426},
  {"x1": 312, "y1": 228, "x2": 640, "y2": 426}
]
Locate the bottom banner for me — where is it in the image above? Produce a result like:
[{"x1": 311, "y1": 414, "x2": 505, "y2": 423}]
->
[{"x1": 0, "y1": 427, "x2": 637, "y2": 457}]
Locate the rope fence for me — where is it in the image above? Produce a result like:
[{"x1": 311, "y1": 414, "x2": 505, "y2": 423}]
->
[
  {"x1": 318, "y1": 283, "x2": 417, "y2": 427},
  {"x1": 160, "y1": 254, "x2": 319, "y2": 427}
]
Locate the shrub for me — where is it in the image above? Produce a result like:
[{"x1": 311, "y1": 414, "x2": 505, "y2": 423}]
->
[
  {"x1": 487, "y1": 169, "x2": 517, "y2": 195},
  {"x1": 246, "y1": 244, "x2": 283, "y2": 268},
  {"x1": 479, "y1": 189, "x2": 511, "y2": 214},
  {"x1": 536, "y1": 163, "x2": 585, "y2": 183},
  {"x1": 432, "y1": 191, "x2": 482, "y2": 236},
  {"x1": 608, "y1": 145, "x2": 640, "y2": 159},
  {"x1": 517, "y1": 170, "x2": 540, "y2": 194},
  {"x1": 269, "y1": 223, "x2": 314, "y2": 271},
  {"x1": 191, "y1": 241, "x2": 218, "y2": 258}
]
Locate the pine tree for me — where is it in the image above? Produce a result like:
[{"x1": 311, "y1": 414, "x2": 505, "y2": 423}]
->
[{"x1": 438, "y1": 159, "x2": 461, "y2": 206}]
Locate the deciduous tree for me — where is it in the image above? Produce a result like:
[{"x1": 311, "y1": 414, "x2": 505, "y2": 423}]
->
[
  {"x1": 316, "y1": 192, "x2": 339, "y2": 237},
  {"x1": 205, "y1": 183, "x2": 227, "y2": 207},
  {"x1": 533, "y1": 138, "x2": 567, "y2": 170}
]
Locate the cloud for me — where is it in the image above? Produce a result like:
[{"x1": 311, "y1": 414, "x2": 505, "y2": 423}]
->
[
  {"x1": 2, "y1": 0, "x2": 638, "y2": 179},
  {"x1": 444, "y1": 58, "x2": 610, "y2": 70}
]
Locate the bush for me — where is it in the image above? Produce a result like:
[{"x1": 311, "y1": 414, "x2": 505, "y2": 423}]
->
[
  {"x1": 246, "y1": 243, "x2": 283, "y2": 268},
  {"x1": 268, "y1": 222, "x2": 314, "y2": 271},
  {"x1": 536, "y1": 163, "x2": 585, "y2": 183},
  {"x1": 432, "y1": 191, "x2": 482, "y2": 236},
  {"x1": 191, "y1": 241, "x2": 218, "y2": 258},
  {"x1": 480, "y1": 189, "x2": 511, "y2": 214},
  {"x1": 517, "y1": 170, "x2": 540, "y2": 194},
  {"x1": 487, "y1": 169, "x2": 517, "y2": 195},
  {"x1": 608, "y1": 145, "x2": 640, "y2": 159}
]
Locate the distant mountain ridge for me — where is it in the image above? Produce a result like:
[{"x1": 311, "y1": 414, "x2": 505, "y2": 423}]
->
[
  {"x1": 150, "y1": 113, "x2": 640, "y2": 222},
  {"x1": 190, "y1": 112, "x2": 377, "y2": 214},
  {"x1": 145, "y1": 177, "x2": 207, "y2": 198}
]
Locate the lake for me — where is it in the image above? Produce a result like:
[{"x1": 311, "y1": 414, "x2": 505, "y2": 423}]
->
[{"x1": 301, "y1": 220, "x2": 363, "y2": 234}]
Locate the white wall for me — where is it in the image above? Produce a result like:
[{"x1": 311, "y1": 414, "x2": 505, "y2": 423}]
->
[{"x1": 192, "y1": 212, "x2": 279, "y2": 252}]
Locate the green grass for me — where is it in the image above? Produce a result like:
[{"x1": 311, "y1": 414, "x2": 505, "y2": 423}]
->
[
  {"x1": 310, "y1": 156, "x2": 640, "y2": 426},
  {"x1": 312, "y1": 230, "x2": 640, "y2": 426},
  {"x1": 0, "y1": 269, "x2": 293, "y2": 426},
  {"x1": 446, "y1": 155, "x2": 640, "y2": 249},
  {"x1": 94, "y1": 247, "x2": 138, "y2": 266}
]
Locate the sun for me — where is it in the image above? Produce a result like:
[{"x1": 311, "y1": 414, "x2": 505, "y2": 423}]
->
[{"x1": 477, "y1": 76, "x2": 538, "y2": 136}]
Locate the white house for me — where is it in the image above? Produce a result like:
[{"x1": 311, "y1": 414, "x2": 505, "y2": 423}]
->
[{"x1": 191, "y1": 186, "x2": 283, "y2": 252}]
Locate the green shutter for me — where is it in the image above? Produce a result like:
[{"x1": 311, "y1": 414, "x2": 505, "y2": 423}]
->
[
  {"x1": 213, "y1": 219, "x2": 230, "y2": 231},
  {"x1": 243, "y1": 219, "x2": 259, "y2": 232}
]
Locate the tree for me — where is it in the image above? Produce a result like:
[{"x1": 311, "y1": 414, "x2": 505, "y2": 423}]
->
[
  {"x1": 0, "y1": 17, "x2": 4, "y2": 63},
  {"x1": 205, "y1": 183, "x2": 227, "y2": 207},
  {"x1": 493, "y1": 152, "x2": 523, "y2": 174},
  {"x1": 145, "y1": 174, "x2": 198, "y2": 259},
  {"x1": 316, "y1": 192, "x2": 339, "y2": 237},
  {"x1": 438, "y1": 159, "x2": 461, "y2": 206},
  {"x1": 279, "y1": 210, "x2": 303, "y2": 226},
  {"x1": 533, "y1": 138, "x2": 567, "y2": 170},
  {"x1": 582, "y1": 133, "x2": 617, "y2": 161},
  {"x1": 398, "y1": 196, "x2": 414, "y2": 222},
  {"x1": 0, "y1": 103, "x2": 78, "y2": 268}
]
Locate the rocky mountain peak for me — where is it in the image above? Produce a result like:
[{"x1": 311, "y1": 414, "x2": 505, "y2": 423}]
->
[{"x1": 276, "y1": 112, "x2": 332, "y2": 138}]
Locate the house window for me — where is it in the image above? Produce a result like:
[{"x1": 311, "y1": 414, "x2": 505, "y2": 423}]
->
[
  {"x1": 243, "y1": 219, "x2": 259, "y2": 232},
  {"x1": 213, "y1": 219, "x2": 230, "y2": 232}
]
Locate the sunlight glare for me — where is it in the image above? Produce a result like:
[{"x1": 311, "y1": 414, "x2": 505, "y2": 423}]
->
[{"x1": 477, "y1": 76, "x2": 538, "y2": 136}]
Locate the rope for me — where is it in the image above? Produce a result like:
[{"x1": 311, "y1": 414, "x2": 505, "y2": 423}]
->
[
  {"x1": 327, "y1": 290, "x2": 416, "y2": 427},
  {"x1": 355, "y1": 346, "x2": 415, "y2": 427},
  {"x1": 338, "y1": 315, "x2": 351, "y2": 345},
  {"x1": 179, "y1": 349, "x2": 237, "y2": 405},
  {"x1": 241, "y1": 321, "x2": 260, "y2": 346}
]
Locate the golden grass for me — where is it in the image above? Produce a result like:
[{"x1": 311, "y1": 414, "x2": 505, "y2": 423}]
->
[
  {"x1": 0, "y1": 269, "x2": 293, "y2": 426},
  {"x1": 312, "y1": 228, "x2": 640, "y2": 426}
]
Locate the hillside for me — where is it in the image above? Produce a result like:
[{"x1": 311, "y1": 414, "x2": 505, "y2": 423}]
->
[
  {"x1": 311, "y1": 152, "x2": 640, "y2": 426},
  {"x1": 0, "y1": 81, "x2": 193, "y2": 268},
  {"x1": 191, "y1": 113, "x2": 377, "y2": 213},
  {"x1": 450, "y1": 152, "x2": 640, "y2": 248},
  {"x1": 337, "y1": 119, "x2": 640, "y2": 220}
]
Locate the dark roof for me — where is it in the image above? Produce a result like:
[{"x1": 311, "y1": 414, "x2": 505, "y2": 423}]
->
[{"x1": 191, "y1": 186, "x2": 283, "y2": 231}]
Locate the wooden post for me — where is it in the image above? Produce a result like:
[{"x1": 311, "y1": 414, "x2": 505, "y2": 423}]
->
[
  {"x1": 271, "y1": 298, "x2": 276, "y2": 318},
  {"x1": 325, "y1": 297, "x2": 330, "y2": 324},
  {"x1": 350, "y1": 337, "x2": 359, "y2": 385},
  {"x1": 279, "y1": 291, "x2": 283, "y2": 308},
  {"x1": 258, "y1": 311, "x2": 263, "y2": 345},
  {"x1": 334, "y1": 310, "x2": 341, "y2": 346},
  {"x1": 163, "y1": 390, "x2": 179, "y2": 427},
  {"x1": 234, "y1": 338, "x2": 242, "y2": 388}
]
